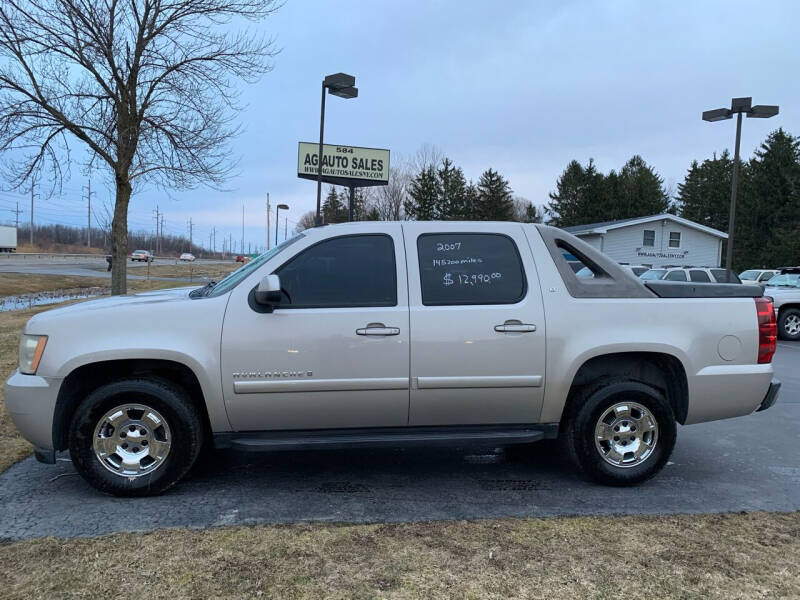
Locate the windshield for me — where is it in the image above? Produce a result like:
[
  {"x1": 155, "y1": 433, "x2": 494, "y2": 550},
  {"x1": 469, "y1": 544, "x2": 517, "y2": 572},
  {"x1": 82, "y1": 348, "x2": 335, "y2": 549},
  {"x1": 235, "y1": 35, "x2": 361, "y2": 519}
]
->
[
  {"x1": 764, "y1": 273, "x2": 800, "y2": 288},
  {"x1": 206, "y1": 234, "x2": 305, "y2": 297},
  {"x1": 739, "y1": 270, "x2": 760, "y2": 280},
  {"x1": 640, "y1": 269, "x2": 666, "y2": 280}
]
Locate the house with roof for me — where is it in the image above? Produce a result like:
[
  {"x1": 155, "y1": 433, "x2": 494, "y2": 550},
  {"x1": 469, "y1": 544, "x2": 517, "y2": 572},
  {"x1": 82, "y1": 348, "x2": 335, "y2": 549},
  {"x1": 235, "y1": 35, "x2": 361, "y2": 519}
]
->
[{"x1": 562, "y1": 214, "x2": 727, "y2": 268}]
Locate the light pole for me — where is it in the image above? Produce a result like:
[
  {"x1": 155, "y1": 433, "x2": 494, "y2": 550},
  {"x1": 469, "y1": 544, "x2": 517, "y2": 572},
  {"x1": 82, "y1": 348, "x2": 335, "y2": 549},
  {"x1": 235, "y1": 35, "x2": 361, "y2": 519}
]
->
[
  {"x1": 276, "y1": 204, "x2": 288, "y2": 246},
  {"x1": 703, "y1": 97, "x2": 778, "y2": 281},
  {"x1": 315, "y1": 73, "x2": 358, "y2": 226}
]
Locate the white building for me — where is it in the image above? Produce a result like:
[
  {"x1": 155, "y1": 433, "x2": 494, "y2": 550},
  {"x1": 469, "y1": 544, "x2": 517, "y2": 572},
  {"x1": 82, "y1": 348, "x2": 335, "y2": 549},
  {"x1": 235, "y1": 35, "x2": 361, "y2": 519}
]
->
[{"x1": 563, "y1": 214, "x2": 727, "y2": 268}]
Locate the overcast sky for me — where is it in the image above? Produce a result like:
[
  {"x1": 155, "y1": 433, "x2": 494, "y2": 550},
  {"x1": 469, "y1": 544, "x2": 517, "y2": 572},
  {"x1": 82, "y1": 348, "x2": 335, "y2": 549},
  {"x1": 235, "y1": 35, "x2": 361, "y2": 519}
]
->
[{"x1": 1, "y1": 0, "x2": 798, "y2": 252}]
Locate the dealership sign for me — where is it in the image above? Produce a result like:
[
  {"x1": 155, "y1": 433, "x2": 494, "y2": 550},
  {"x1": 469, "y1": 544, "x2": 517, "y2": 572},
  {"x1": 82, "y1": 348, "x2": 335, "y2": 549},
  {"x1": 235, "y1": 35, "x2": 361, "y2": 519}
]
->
[{"x1": 297, "y1": 142, "x2": 390, "y2": 187}]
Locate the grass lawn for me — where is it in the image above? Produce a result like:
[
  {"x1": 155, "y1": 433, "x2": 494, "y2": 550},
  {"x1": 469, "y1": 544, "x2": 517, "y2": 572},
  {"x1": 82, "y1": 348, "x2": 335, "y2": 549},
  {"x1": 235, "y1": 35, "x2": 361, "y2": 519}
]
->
[
  {"x1": 0, "y1": 512, "x2": 797, "y2": 599},
  {"x1": 117, "y1": 260, "x2": 240, "y2": 281}
]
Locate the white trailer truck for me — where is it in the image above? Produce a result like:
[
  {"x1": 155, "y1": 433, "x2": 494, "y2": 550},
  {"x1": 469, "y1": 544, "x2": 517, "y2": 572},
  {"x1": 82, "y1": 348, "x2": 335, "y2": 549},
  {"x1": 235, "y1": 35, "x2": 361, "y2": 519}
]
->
[{"x1": 0, "y1": 225, "x2": 17, "y2": 252}]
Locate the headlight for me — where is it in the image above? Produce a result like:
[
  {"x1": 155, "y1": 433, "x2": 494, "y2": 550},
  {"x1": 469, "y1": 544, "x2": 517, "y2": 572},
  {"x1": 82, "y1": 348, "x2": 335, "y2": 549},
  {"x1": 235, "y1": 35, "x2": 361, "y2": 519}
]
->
[{"x1": 19, "y1": 334, "x2": 47, "y2": 375}]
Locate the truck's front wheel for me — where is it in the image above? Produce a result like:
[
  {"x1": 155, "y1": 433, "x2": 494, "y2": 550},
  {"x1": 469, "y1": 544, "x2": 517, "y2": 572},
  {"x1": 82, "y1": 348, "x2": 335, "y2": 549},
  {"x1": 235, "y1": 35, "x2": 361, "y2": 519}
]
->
[
  {"x1": 68, "y1": 378, "x2": 204, "y2": 496},
  {"x1": 565, "y1": 380, "x2": 676, "y2": 486}
]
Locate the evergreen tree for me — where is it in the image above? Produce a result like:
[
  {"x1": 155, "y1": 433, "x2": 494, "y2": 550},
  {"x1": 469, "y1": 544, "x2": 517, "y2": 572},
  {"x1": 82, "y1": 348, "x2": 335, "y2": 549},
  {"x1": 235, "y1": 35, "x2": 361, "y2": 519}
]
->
[
  {"x1": 321, "y1": 186, "x2": 348, "y2": 224},
  {"x1": 436, "y1": 158, "x2": 469, "y2": 219},
  {"x1": 545, "y1": 159, "x2": 594, "y2": 226},
  {"x1": 677, "y1": 151, "x2": 734, "y2": 232},
  {"x1": 614, "y1": 155, "x2": 670, "y2": 218},
  {"x1": 737, "y1": 128, "x2": 800, "y2": 269},
  {"x1": 404, "y1": 165, "x2": 439, "y2": 220},
  {"x1": 475, "y1": 168, "x2": 514, "y2": 220}
]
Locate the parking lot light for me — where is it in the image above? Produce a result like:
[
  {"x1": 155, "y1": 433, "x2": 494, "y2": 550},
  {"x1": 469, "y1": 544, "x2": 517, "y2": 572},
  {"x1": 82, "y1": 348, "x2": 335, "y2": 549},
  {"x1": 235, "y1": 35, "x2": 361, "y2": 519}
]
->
[
  {"x1": 702, "y1": 97, "x2": 779, "y2": 282},
  {"x1": 315, "y1": 72, "x2": 358, "y2": 226}
]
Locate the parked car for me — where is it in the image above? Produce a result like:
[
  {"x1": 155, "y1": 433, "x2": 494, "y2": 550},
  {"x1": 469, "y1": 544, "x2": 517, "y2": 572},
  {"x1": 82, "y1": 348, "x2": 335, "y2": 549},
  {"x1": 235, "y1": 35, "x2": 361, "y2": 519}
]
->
[
  {"x1": 5, "y1": 222, "x2": 778, "y2": 496},
  {"x1": 739, "y1": 269, "x2": 778, "y2": 286},
  {"x1": 179, "y1": 253, "x2": 196, "y2": 262},
  {"x1": 763, "y1": 267, "x2": 800, "y2": 340},
  {"x1": 640, "y1": 266, "x2": 740, "y2": 284},
  {"x1": 130, "y1": 250, "x2": 154, "y2": 262}
]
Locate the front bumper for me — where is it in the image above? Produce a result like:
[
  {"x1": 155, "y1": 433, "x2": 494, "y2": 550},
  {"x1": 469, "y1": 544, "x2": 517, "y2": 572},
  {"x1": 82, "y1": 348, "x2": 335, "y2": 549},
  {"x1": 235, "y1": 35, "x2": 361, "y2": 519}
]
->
[
  {"x1": 3, "y1": 369, "x2": 62, "y2": 451},
  {"x1": 757, "y1": 378, "x2": 781, "y2": 412}
]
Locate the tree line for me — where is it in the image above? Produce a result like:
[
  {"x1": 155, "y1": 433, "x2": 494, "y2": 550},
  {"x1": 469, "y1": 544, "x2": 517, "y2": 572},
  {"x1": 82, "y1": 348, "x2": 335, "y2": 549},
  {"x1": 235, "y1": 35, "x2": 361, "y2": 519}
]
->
[
  {"x1": 297, "y1": 148, "x2": 541, "y2": 231},
  {"x1": 545, "y1": 128, "x2": 800, "y2": 269}
]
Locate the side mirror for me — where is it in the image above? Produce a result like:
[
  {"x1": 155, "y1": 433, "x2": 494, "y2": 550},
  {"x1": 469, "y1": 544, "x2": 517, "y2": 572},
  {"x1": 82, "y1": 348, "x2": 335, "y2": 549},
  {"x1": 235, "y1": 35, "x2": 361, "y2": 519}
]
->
[{"x1": 254, "y1": 274, "x2": 281, "y2": 308}]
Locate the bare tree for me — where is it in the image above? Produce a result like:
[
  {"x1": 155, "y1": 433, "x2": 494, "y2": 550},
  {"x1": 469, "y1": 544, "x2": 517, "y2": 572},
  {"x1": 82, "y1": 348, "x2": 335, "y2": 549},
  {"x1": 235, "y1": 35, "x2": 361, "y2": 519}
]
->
[
  {"x1": 409, "y1": 143, "x2": 443, "y2": 175},
  {"x1": 512, "y1": 196, "x2": 542, "y2": 223},
  {"x1": 370, "y1": 163, "x2": 411, "y2": 221},
  {"x1": 0, "y1": 0, "x2": 280, "y2": 293},
  {"x1": 294, "y1": 210, "x2": 317, "y2": 233}
]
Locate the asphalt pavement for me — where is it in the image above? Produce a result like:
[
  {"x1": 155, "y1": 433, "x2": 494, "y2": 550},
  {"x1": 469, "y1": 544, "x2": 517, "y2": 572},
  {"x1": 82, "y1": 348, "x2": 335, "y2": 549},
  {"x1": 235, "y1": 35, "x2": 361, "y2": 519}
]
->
[{"x1": 0, "y1": 345, "x2": 798, "y2": 540}]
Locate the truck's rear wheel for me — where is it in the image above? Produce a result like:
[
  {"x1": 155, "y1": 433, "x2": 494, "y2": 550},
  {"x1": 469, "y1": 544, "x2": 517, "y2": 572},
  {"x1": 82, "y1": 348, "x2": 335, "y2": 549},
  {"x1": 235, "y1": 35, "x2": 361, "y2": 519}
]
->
[
  {"x1": 68, "y1": 378, "x2": 203, "y2": 496},
  {"x1": 565, "y1": 380, "x2": 676, "y2": 486},
  {"x1": 778, "y1": 308, "x2": 800, "y2": 341}
]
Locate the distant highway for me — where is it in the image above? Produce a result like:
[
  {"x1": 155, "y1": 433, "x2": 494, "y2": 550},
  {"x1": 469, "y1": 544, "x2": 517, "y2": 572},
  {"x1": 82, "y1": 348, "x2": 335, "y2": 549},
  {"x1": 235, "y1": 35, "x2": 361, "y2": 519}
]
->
[{"x1": 0, "y1": 254, "x2": 229, "y2": 280}]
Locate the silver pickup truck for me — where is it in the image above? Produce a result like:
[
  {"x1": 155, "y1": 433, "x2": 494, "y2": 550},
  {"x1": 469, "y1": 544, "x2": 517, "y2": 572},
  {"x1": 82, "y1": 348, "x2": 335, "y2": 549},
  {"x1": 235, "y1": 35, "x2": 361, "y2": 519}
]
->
[{"x1": 5, "y1": 222, "x2": 780, "y2": 496}]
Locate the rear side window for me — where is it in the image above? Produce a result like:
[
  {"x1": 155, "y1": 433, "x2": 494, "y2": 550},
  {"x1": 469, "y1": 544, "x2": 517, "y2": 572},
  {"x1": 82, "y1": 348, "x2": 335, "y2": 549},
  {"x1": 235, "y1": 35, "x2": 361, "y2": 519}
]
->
[
  {"x1": 665, "y1": 270, "x2": 687, "y2": 281},
  {"x1": 417, "y1": 233, "x2": 526, "y2": 305},
  {"x1": 276, "y1": 235, "x2": 397, "y2": 308},
  {"x1": 689, "y1": 270, "x2": 711, "y2": 283}
]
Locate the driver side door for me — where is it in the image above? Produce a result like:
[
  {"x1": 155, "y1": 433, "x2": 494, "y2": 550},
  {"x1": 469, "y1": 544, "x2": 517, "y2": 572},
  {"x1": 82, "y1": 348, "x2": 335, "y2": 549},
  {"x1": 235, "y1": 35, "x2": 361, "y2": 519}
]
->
[{"x1": 220, "y1": 226, "x2": 410, "y2": 431}]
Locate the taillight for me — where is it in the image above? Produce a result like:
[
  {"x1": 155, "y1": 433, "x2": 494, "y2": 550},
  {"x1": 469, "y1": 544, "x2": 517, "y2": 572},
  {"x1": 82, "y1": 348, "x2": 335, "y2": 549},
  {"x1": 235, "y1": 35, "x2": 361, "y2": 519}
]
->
[{"x1": 755, "y1": 297, "x2": 777, "y2": 364}]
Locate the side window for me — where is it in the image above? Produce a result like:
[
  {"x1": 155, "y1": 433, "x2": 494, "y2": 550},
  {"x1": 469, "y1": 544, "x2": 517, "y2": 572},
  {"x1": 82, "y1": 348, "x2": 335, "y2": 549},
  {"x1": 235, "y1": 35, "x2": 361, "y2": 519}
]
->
[
  {"x1": 275, "y1": 235, "x2": 396, "y2": 308},
  {"x1": 711, "y1": 268, "x2": 732, "y2": 282},
  {"x1": 689, "y1": 269, "x2": 711, "y2": 283},
  {"x1": 665, "y1": 270, "x2": 687, "y2": 281},
  {"x1": 759, "y1": 271, "x2": 776, "y2": 282},
  {"x1": 417, "y1": 233, "x2": 526, "y2": 305},
  {"x1": 668, "y1": 232, "x2": 681, "y2": 248},
  {"x1": 642, "y1": 230, "x2": 655, "y2": 247}
]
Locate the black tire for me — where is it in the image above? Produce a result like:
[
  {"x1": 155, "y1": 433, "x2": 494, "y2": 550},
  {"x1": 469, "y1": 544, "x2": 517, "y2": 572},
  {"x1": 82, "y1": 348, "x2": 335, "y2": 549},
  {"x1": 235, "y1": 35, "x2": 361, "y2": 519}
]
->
[
  {"x1": 778, "y1": 308, "x2": 800, "y2": 341},
  {"x1": 68, "y1": 378, "x2": 204, "y2": 497},
  {"x1": 564, "y1": 379, "x2": 676, "y2": 486}
]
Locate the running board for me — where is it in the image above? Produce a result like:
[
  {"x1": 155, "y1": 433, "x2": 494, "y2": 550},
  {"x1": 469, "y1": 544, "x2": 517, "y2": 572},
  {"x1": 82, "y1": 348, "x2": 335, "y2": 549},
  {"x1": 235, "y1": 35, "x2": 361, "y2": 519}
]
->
[{"x1": 214, "y1": 425, "x2": 558, "y2": 452}]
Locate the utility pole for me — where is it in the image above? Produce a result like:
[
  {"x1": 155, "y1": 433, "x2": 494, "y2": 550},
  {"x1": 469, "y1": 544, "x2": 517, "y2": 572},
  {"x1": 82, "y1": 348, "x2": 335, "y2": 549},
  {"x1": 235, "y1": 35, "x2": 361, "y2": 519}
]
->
[
  {"x1": 188, "y1": 218, "x2": 193, "y2": 252},
  {"x1": 153, "y1": 205, "x2": 160, "y2": 253},
  {"x1": 84, "y1": 167, "x2": 92, "y2": 247},
  {"x1": 29, "y1": 180, "x2": 34, "y2": 245},
  {"x1": 284, "y1": 216, "x2": 288, "y2": 240},
  {"x1": 160, "y1": 215, "x2": 165, "y2": 255},
  {"x1": 241, "y1": 204, "x2": 245, "y2": 256},
  {"x1": 87, "y1": 177, "x2": 91, "y2": 247},
  {"x1": 266, "y1": 192, "x2": 270, "y2": 250},
  {"x1": 229, "y1": 233, "x2": 232, "y2": 257},
  {"x1": 12, "y1": 201, "x2": 21, "y2": 230}
]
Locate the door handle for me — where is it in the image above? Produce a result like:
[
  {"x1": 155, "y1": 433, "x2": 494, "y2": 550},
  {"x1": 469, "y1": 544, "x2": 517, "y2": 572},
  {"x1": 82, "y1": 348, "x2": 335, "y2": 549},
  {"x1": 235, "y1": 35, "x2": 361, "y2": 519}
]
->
[
  {"x1": 356, "y1": 322, "x2": 400, "y2": 336},
  {"x1": 494, "y1": 320, "x2": 536, "y2": 333}
]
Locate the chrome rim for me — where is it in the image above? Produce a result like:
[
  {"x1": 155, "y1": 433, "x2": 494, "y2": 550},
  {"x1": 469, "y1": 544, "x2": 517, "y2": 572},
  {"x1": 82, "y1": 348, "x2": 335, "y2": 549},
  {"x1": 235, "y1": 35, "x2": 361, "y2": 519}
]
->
[
  {"x1": 784, "y1": 314, "x2": 800, "y2": 336},
  {"x1": 594, "y1": 401, "x2": 658, "y2": 468},
  {"x1": 92, "y1": 404, "x2": 171, "y2": 478}
]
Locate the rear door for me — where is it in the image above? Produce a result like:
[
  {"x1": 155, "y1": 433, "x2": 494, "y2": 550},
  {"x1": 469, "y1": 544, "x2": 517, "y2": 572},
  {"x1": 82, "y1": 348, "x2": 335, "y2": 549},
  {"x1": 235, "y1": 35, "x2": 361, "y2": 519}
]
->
[{"x1": 403, "y1": 222, "x2": 547, "y2": 425}]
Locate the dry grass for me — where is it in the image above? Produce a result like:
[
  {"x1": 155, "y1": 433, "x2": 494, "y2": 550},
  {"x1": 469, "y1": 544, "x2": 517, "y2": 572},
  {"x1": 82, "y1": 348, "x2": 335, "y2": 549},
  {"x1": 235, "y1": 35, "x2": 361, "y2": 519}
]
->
[
  {"x1": 119, "y1": 261, "x2": 239, "y2": 281},
  {"x1": 0, "y1": 273, "x2": 110, "y2": 296},
  {"x1": 0, "y1": 307, "x2": 40, "y2": 472},
  {"x1": 0, "y1": 512, "x2": 797, "y2": 599}
]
